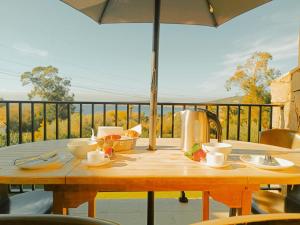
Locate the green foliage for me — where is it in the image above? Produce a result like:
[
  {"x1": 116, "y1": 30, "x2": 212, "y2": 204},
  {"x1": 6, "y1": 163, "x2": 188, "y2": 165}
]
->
[
  {"x1": 21, "y1": 66, "x2": 74, "y2": 101},
  {"x1": 21, "y1": 66, "x2": 75, "y2": 121},
  {"x1": 226, "y1": 52, "x2": 281, "y2": 104}
]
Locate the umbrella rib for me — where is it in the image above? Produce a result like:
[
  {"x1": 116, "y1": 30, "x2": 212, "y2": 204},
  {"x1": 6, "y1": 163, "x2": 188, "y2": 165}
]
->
[
  {"x1": 98, "y1": 0, "x2": 111, "y2": 24},
  {"x1": 205, "y1": 0, "x2": 218, "y2": 27}
]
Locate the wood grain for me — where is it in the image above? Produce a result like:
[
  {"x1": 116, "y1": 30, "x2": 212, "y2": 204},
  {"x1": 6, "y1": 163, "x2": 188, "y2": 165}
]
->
[
  {"x1": 0, "y1": 140, "x2": 78, "y2": 184},
  {"x1": 1, "y1": 138, "x2": 300, "y2": 220}
]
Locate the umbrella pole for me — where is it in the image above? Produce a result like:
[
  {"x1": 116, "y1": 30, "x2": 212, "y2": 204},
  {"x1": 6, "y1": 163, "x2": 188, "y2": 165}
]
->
[
  {"x1": 147, "y1": 1, "x2": 161, "y2": 225},
  {"x1": 148, "y1": 0, "x2": 161, "y2": 151}
]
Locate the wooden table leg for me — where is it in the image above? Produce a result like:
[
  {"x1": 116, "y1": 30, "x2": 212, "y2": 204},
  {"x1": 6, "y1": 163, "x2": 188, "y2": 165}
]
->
[
  {"x1": 52, "y1": 191, "x2": 68, "y2": 215},
  {"x1": 239, "y1": 188, "x2": 253, "y2": 215},
  {"x1": 207, "y1": 184, "x2": 259, "y2": 218},
  {"x1": 88, "y1": 198, "x2": 96, "y2": 218},
  {"x1": 202, "y1": 191, "x2": 209, "y2": 221}
]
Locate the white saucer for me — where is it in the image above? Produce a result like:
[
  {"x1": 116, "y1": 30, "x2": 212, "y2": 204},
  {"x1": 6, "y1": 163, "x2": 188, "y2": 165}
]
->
[
  {"x1": 201, "y1": 161, "x2": 230, "y2": 168},
  {"x1": 81, "y1": 158, "x2": 110, "y2": 167},
  {"x1": 240, "y1": 155, "x2": 294, "y2": 170}
]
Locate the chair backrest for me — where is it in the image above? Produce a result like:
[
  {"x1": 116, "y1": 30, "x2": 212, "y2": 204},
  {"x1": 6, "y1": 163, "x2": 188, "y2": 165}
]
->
[
  {"x1": 260, "y1": 129, "x2": 300, "y2": 211},
  {"x1": 0, "y1": 215, "x2": 120, "y2": 225},
  {"x1": 259, "y1": 129, "x2": 300, "y2": 149},
  {"x1": 0, "y1": 184, "x2": 8, "y2": 202},
  {"x1": 0, "y1": 185, "x2": 9, "y2": 212}
]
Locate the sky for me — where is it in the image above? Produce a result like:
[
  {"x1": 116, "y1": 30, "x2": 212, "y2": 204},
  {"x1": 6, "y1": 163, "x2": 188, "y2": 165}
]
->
[{"x1": 0, "y1": 0, "x2": 299, "y2": 102}]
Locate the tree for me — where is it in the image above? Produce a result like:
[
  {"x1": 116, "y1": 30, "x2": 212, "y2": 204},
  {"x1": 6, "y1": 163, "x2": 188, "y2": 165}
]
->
[
  {"x1": 225, "y1": 52, "x2": 281, "y2": 104},
  {"x1": 21, "y1": 66, "x2": 74, "y2": 121},
  {"x1": 21, "y1": 66, "x2": 74, "y2": 102}
]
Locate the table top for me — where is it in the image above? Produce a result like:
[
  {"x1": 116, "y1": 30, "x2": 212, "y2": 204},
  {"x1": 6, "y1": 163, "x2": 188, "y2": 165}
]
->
[
  {"x1": 0, "y1": 139, "x2": 74, "y2": 184},
  {"x1": 1, "y1": 138, "x2": 300, "y2": 188}
]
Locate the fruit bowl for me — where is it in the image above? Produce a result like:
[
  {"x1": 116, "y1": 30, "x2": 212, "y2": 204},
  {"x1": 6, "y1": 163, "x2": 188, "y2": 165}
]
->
[{"x1": 67, "y1": 138, "x2": 98, "y2": 159}]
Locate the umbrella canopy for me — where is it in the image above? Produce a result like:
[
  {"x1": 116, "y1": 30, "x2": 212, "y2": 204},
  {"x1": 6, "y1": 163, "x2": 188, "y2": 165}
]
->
[
  {"x1": 62, "y1": 0, "x2": 269, "y2": 26},
  {"x1": 62, "y1": 0, "x2": 271, "y2": 151}
]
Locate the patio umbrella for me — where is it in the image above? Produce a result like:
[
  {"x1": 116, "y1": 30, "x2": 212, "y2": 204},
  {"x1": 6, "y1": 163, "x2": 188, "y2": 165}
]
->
[
  {"x1": 62, "y1": 0, "x2": 271, "y2": 151},
  {"x1": 61, "y1": 0, "x2": 271, "y2": 224}
]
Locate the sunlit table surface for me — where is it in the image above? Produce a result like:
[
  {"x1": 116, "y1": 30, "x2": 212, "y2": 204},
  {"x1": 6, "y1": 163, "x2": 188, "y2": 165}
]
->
[
  {"x1": 0, "y1": 138, "x2": 300, "y2": 185},
  {"x1": 1, "y1": 138, "x2": 300, "y2": 220}
]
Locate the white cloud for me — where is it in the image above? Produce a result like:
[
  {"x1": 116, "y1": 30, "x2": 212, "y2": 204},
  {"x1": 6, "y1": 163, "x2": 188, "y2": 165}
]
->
[
  {"x1": 222, "y1": 34, "x2": 298, "y2": 69},
  {"x1": 13, "y1": 43, "x2": 48, "y2": 57}
]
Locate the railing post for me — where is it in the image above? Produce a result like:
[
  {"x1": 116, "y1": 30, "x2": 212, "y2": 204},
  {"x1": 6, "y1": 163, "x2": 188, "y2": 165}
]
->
[
  {"x1": 258, "y1": 106, "x2": 262, "y2": 141},
  {"x1": 18, "y1": 103, "x2": 22, "y2": 144},
  {"x1": 67, "y1": 104, "x2": 71, "y2": 139},
  {"x1": 226, "y1": 106, "x2": 230, "y2": 140},
  {"x1": 126, "y1": 104, "x2": 130, "y2": 129},
  {"x1": 269, "y1": 106, "x2": 273, "y2": 129},
  {"x1": 115, "y1": 104, "x2": 118, "y2": 126},
  {"x1": 103, "y1": 104, "x2": 106, "y2": 126},
  {"x1": 92, "y1": 104, "x2": 95, "y2": 129},
  {"x1": 6, "y1": 102, "x2": 10, "y2": 146},
  {"x1": 248, "y1": 106, "x2": 252, "y2": 142},
  {"x1": 31, "y1": 103, "x2": 35, "y2": 142},
  {"x1": 56, "y1": 103, "x2": 59, "y2": 139},
  {"x1": 43, "y1": 103, "x2": 47, "y2": 141},
  {"x1": 171, "y1": 105, "x2": 175, "y2": 138},
  {"x1": 138, "y1": 104, "x2": 141, "y2": 124},
  {"x1": 80, "y1": 104, "x2": 83, "y2": 138},
  {"x1": 280, "y1": 105, "x2": 285, "y2": 129},
  {"x1": 160, "y1": 104, "x2": 163, "y2": 138},
  {"x1": 237, "y1": 106, "x2": 241, "y2": 141}
]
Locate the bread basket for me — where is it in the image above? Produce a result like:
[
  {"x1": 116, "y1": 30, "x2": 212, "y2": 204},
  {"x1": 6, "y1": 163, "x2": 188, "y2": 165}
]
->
[
  {"x1": 111, "y1": 137, "x2": 138, "y2": 152},
  {"x1": 97, "y1": 136, "x2": 138, "y2": 152},
  {"x1": 96, "y1": 125, "x2": 141, "y2": 152}
]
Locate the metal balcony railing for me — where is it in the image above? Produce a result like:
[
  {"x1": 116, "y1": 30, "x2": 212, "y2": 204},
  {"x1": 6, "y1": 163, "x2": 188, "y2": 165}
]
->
[
  {"x1": 0, "y1": 100, "x2": 285, "y2": 193},
  {"x1": 0, "y1": 100, "x2": 284, "y2": 147}
]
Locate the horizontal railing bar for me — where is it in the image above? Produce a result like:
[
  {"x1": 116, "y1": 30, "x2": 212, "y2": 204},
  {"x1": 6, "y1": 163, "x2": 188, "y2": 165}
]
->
[{"x1": 0, "y1": 100, "x2": 284, "y2": 107}]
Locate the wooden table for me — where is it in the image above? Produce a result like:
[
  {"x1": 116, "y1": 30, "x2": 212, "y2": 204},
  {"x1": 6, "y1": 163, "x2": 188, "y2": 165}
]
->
[{"x1": 1, "y1": 138, "x2": 300, "y2": 224}]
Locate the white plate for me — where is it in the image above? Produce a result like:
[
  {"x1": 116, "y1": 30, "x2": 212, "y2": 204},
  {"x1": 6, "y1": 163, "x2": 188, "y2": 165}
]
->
[
  {"x1": 240, "y1": 155, "x2": 294, "y2": 170},
  {"x1": 81, "y1": 158, "x2": 110, "y2": 167},
  {"x1": 16, "y1": 153, "x2": 65, "y2": 170},
  {"x1": 200, "y1": 161, "x2": 230, "y2": 168}
]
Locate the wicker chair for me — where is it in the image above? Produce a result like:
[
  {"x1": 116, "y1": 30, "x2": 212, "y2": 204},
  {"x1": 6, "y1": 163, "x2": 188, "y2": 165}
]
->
[
  {"x1": 0, "y1": 214, "x2": 119, "y2": 225},
  {"x1": 192, "y1": 213, "x2": 300, "y2": 225},
  {"x1": 0, "y1": 185, "x2": 52, "y2": 214},
  {"x1": 251, "y1": 129, "x2": 300, "y2": 214}
]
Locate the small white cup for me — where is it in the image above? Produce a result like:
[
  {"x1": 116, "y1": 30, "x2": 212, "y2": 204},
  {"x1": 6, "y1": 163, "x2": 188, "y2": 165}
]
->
[
  {"x1": 206, "y1": 152, "x2": 225, "y2": 166},
  {"x1": 87, "y1": 150, "x2": 105, "y2": 163}
]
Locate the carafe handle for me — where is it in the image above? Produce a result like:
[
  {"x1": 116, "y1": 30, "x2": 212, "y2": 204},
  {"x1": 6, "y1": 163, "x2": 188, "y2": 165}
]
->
[{"x1": 206, "y1": 111, "x2": 222, "y2": 142}]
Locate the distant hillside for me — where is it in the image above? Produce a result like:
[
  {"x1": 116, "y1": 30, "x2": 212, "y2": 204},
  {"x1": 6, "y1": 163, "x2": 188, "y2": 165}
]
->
[{"x1": 209, "y1": 96, "x2": 243, "y2": 104}]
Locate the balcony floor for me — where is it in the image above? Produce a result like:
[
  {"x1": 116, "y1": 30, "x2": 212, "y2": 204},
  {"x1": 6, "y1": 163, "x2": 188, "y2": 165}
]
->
[{"x1": 69, "y1": 197, "x2": 229, "y2": 225}]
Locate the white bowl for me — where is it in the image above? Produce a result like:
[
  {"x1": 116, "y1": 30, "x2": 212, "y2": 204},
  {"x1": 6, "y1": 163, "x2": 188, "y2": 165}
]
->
[
  {"x1": 202, "y1": 143, "x2": 232, "y2": 155},
  {"x1": 67, "y1": 138, "x2": 98, "y2": 159}
]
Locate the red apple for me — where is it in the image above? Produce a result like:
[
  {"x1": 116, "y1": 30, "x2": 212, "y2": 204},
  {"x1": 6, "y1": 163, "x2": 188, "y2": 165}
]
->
[
  {"x1": 103, "y1": 147, "x2": 113, "y2": 157},
  {"x1": 192, "y1": 149, "x2": 206, "y2": 161}
]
